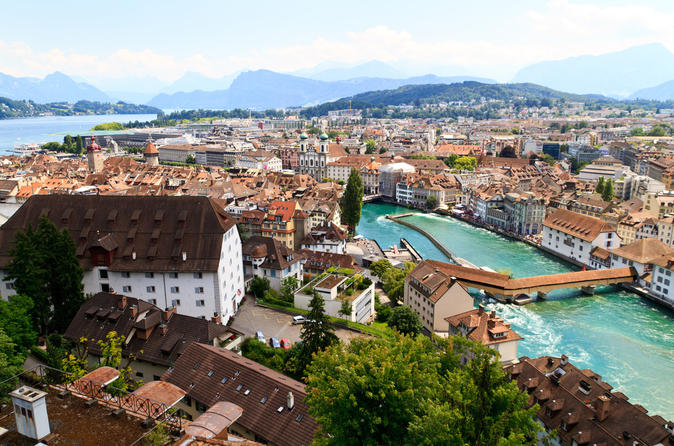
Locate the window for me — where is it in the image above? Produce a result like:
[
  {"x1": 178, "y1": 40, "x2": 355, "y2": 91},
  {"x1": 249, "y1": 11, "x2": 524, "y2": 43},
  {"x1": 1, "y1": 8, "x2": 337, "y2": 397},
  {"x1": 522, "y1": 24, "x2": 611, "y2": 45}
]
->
[
  {"x1": 101, "y1": 283, "x2": 110, "y2": 292},
  {"x1": 271, "y1": 270, "x2": 276, "y2": 278},
  {"x1": 145, "y1": 272, "x2": 154, "y2": 278},
  {"x1": 171, "y1": 286, "x2": 180, "y2": 293},
  {"x1": 122, "y1": 285, "x2": 132, "y2": 293},
  {"x1": 171, "y1": 299, "x2": 181, "y2": 306},
  {"x1": 5, "y1": 282, "x2": 14, "y2": 290},
  {"x1": 99, "y1": 269, "x2": 109, "y2": 279},
  {"x1": 193, "y1": 272, "x2": 203, "y2": 279},
  {"x1": 169, "y1": 272, "x2": 178, "y2": 279},
  {"x1": 146, "y1": 286, "x2": 156, "y2": 293},
  {"x1": 149, "y1": 299, "x2": 157, "y2": 305},
  {"x1": 195, "y1": 287, "x2": 204, "y2": 294},
  {"x1": 121, "y1": 272, "x2": 130, "y2": 278},
  {"x1": 196, "y1": 300, "x2": 205, "y2": 307},
  {"x1": 135, "y1": 371, "x2": 144, "y2": 378}
]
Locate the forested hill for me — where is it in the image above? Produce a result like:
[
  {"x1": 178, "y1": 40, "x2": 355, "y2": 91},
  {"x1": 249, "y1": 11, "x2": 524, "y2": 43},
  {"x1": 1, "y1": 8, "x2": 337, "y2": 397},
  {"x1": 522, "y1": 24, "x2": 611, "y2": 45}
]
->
[
  {"x1": 299, "y1": 81, "x2": 668, "y2": 117},
  {"x1": 0, "y1": 97, "x2": 160, "y2": 119}
]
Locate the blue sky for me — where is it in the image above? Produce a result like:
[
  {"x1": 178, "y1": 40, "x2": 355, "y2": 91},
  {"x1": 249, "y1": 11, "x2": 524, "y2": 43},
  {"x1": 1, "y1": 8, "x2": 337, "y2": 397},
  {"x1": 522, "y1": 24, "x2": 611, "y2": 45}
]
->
[{"x1": 2, "y1": 0, "x2": 674, "y2": 85}]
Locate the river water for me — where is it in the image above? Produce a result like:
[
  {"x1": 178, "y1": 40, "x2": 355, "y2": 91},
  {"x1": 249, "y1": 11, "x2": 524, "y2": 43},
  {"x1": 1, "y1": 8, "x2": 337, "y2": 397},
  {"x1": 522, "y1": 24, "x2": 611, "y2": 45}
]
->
[
  {"x1": 0, "y1": 114, "x2": 157, "y2": 154},
  {"x1": 357, "y1": 202, "x2": 674, "y2": 420}
]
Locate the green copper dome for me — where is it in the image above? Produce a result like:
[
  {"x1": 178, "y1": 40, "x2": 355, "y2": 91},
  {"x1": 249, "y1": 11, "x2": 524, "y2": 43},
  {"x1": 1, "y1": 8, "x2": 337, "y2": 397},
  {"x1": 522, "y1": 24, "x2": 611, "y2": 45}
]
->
[{"x1": 320, "y1": 132, "x2": 329, "y2": 141}]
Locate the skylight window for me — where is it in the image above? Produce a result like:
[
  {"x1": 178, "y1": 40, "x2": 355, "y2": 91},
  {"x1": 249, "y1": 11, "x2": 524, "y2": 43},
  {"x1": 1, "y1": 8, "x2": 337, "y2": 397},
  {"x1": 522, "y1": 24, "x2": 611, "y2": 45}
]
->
[
  {"x1": 193, "y1": 363, "x2": 200, "y2": 370},
  {"x1": 260, "y1": 397, "x2": 267, "y2": 404},
  {"x1": 244, "y1": 389, "x2": 250, "y2": 396},
  {"x1": 221, "y1": 377, "x2": 228, "y2": 384},
  {"x1": 207, "y1": 370, "x2": 214, "y2": 377},
  {"x1": 296, "y1": 414, "x2": 303, "y2": 422},
  {"x1": 236, "y1": 384, "x2": 243, "y2": 391},
  {"x1": 277, "y1": 406, "x2": 284, "y2": 413}
]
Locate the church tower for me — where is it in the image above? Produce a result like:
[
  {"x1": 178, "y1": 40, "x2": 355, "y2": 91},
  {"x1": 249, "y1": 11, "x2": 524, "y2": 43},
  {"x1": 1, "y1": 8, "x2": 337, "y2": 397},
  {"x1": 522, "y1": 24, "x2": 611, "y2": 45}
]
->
[
  {"x1": 86, "y1": 137, "x2": 103, "y2": 173},
  {"x1": 143, "y1": 138, "x2": 159, "y2": 166}
]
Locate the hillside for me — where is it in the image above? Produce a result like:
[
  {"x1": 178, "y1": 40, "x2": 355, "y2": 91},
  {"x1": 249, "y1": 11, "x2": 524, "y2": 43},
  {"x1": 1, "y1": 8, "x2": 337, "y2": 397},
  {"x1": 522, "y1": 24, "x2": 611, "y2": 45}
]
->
[
  {"x1": 0, "y1": 71, "x2": 111, "y2": 103},
  {"x1": 0, "y1": 97, "x2": 160, "y2": 119},
  {"x1": 630, "y1": 80, "x2": 674, "y2": 101}
]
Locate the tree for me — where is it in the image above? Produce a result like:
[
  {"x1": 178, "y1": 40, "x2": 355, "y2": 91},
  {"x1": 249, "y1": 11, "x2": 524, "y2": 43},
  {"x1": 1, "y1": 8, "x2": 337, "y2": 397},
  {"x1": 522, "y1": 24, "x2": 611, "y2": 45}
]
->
[
  {"x1": 338, "y1": 300, "x2": 353, "y2": 319},
  {"x1": 595, "y1": 176, "x2": 605, "y2": 195},
  {"x1": 0, "y1": 329, "x2": 24, "y2": 403},
  {"x1": 249, "y1": 276, "x2": 270, "y2": 299},
  {"x1": 297, "y1": 291, "x2": 338, "y2": 375},
  {"x1": 369, "y1": 258, "x2": 392, "y2": 278},
  {"x1": 379, "y1": 147, "x2": 387, "y2": 154},
  {"x1": 454, "y1": 156, "x2": 477, "y2": 171},
  {"x1": 341, "y1": 168, "x2": 364, "y2": 234},
  {"x1": 280, "y1": 276, "x2": 299, "y2": 304},
  {"x1": 540, "y1": 153, "x2": 555, "y2": 165},
  {"x1": 443, "y1": 153, "x2": 459, "y2": 168},
  {"x1": 601, "y1": 178, "x2": 614, "y2": 202},
  {"x1": 0, "y1": 294, "x2": 37, "y2": 352},
  {"x1": 381, "y1": 261, "x2": 415, "y2": 303},
  {"x1": 186, "y1": 154, "x2": 196, "y2": 164},
  {"x1": 365, "y1": 139, "x2": 376, "y2": 154},
  {"x1": 305, "y1": 334, "x2": 443, "y2": 446},
  {"x1": 375, "y1": 304, "x2": 392, "y2": 322},
  {"x1": 426, "y1": 194, "x2": 438, "y2": 209},
  {"x1": 387, "y1": 305, "x2": 422, "y2": 336},
  {"x1": 76, "y1": 135, "x2": 83, "y2": 154}
]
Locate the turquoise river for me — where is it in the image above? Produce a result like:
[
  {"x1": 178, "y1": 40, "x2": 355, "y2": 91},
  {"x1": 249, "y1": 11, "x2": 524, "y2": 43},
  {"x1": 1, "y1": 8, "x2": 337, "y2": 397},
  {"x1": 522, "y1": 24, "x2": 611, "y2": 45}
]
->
[{"x1": 357, "y1": 203, "x2": 674, "y2": 420}]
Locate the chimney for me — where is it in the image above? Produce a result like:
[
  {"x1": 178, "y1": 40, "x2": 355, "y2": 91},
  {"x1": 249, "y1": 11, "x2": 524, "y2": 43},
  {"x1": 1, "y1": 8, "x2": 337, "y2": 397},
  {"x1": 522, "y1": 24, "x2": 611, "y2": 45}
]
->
[
  {"x1": 487, "y1": 319, "x2": 496, "y2": 329},
  {"x1": 287, "y1": 392, "x2": 294, "y2": 410},
  {"x1": 211, "y1": 313, "x2": 222, "y2": 324},
  {"x1": 118, "y1": 295, "x2": 127, "y2": 311},
  {"x1": 163, "y1": 306, "x2": 177, "y2": 321},
  {"x1": 129, "y1": 304, "x2": 138, "y2": 318},
  {"x1": 477, "y1": 304, "x2": 484, "y2": 315},
  {"x1": 490, "y1": 310, "x2": 496, "y2": 318},
  {"x1": 160, "y1": 324, "x2": 168, "y2": 336},
  {"x1": 560, "y1": 354, "x2": 568, "y2": 366},
  {"x1": 595, "y1": 395, "x2": 610, "y2": 422}
]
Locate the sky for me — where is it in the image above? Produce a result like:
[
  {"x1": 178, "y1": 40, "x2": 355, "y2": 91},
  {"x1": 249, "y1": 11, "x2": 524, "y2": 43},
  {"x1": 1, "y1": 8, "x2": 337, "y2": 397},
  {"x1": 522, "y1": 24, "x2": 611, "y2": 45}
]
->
[{"x1": 2, "y1": 0, "x2": 674, "y2": 88}]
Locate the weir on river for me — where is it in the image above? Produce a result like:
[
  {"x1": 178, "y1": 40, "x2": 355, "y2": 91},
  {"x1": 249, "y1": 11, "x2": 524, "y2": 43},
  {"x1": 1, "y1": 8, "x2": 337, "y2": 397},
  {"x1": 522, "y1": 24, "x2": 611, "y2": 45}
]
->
[{"x1": 358, "y1": 202, "x2": 674, "y2": 421}]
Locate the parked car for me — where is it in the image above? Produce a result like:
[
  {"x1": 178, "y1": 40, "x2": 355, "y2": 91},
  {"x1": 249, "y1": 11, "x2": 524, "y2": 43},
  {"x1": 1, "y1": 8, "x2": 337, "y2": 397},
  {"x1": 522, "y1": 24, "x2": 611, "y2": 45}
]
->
[
  {"x1": 292, "y1": 315, "x2": 306, "y2": 325},
  {"x1": 270, "y1": 337, "x2": 281, "y2": 349},
  {"x1": 256, "y1": 331, "x2": 265, "y2": 343},
  {"x1": 280, "y1": 338, "x2": 291, "y2": 350}
]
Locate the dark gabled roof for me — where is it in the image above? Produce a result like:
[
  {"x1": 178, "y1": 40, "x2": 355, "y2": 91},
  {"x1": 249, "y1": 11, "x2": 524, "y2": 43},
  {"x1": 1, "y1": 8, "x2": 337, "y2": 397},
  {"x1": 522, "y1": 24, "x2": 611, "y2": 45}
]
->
[
  {"x1": 161, "y1": 343, "x2": 317, "y2": 446},
  {"x1": 298, "y1": 249, "x2": 358, "y2": 271},
  {"x1": 64, "y1": 293, "x2": 233, "y2": 367},
  {"x1": 242, "y1": 236, "x2": 300, "y2": 270},
  {"x1": 0, "y1": 195, "x2": 236, "y2": 272}
]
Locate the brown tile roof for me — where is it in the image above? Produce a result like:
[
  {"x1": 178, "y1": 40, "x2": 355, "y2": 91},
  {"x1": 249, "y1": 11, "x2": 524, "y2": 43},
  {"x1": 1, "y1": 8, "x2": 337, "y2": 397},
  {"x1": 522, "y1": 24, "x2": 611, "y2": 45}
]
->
[
  {"x1": 507, "y1": 356, "x2": 673, "y2": 445},
  {"x1": 543, "y1": 208, "x2": 616, "y2": 242},
  {"x1": 445, "y1": 307, "x2": 522, "y2": 345},
  {"x1": 161, "y1": 343, "x2": 317, "y2": 446},
  {"x1": 299, "y1": 249, "x2": 359, "y2": 272},
  {"x1": 64, "y1": 293, "x2": 234, "y2": 367},
  {"x1": 0, "y1": 195, "x2": 235, "y2": 272},
  {"x1": 609, "y1": 238, "x2": 674, "y2": 264},
  {"x1": 242, "y1": 236, "x2": 301, "y2": 271}
]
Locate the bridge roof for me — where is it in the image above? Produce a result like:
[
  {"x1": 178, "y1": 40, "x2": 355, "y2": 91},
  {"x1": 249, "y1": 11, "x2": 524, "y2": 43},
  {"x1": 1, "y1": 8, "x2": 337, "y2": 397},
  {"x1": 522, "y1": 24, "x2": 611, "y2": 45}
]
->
[{"x1": 504, "y1": 267, "x2": 637, "y2": 291}]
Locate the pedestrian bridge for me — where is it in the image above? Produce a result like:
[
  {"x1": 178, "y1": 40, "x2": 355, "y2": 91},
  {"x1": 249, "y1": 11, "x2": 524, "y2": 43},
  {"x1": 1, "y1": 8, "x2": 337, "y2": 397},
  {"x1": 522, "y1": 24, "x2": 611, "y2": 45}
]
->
[{"x1": 425, "y1": 260, "x2": 638, "y2": 302}]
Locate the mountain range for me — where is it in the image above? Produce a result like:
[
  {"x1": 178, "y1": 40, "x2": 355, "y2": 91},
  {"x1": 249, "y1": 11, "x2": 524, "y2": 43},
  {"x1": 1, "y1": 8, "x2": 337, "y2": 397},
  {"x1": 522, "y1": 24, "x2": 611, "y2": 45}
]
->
[{"x1": 0, "y1": 71, "x2": 110, "y2": 103}]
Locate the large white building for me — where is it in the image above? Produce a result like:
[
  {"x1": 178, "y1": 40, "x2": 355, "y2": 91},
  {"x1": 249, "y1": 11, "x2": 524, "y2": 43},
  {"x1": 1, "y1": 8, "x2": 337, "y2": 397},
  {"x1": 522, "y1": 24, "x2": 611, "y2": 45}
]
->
[
  {"x1": 542, "y1": 208, "x2": 620, "y2": 266},
  {"x1": 0, "y1": 195, "x2": 245, "y2": 323},
  {"x1": 298, "y1": 133, "x2": 347, "y2": 180}
]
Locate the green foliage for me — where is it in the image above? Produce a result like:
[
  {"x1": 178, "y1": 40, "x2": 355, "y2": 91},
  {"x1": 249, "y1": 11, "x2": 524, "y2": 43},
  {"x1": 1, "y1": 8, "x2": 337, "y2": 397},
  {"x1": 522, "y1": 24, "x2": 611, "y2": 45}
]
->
[
  {"x1": 375, "y1": 303, "x2": 392, "y2": 322},
  {"x1": 595, "y1": 176, "x2": 605, "y2": 195},
  {"x1": 4, "y1": 215, "x2": 85, "y2": 333},
  {"x1": 365, "y1": 139, "x2": 376, "y2": 154},
  {"x1": 338, "y1": 300, "x2": 353, "y2": 318},
  {"x1": 144, "y1": 422, "x2": 171, "y2": 446},
  {"x1": 540, "y1": 154, "x2": 555, "y2": 165},
  {"x1": 305, "y1": 334, "x2": 543, "y2": 446},
  {"x1": 185, "y1": 154, "x2": 196, "y2": 164},
  {"x1": 409, "y1": 154, "x2": 437, "y2": 160},
  {"x1": 369, "y1": 258, "x2": 392, "y2": 278},
  {"x1": 97, "y1": 331, "x2": 123, "y2": 368},
  {"x1": 91, "y1": 122, "x2": 125, "y2": 131},
  {"x1": 296, "y1": 292, "x2": 338, "y2": 374},
  {"x1": 0, "y1": 97, "x2": 159, "y2": 119},
  {"x1": 342, "y1": 168, "x2": 364, "y2": 233},
  {"x1": 648, "y1": 125, "x2": 670, "y2": 136},
  {"x1": 387, "y1": 305, "x2": 422, "y2": 336},
  {"x1": 601, "y1": 178, "x2": 614, "y2": 202},
  {"x1": 443, "y1": 153, "x2": 459, "y2": 168},
  {"x1": 381, "y1": 261, "x2": 416, "y2": 303},
  {"x1": 250, "y1": 276, "x2": 271, "y2": 299},
  {"x1": 0, "y1": 294, "x2": 37, "y2": 352},
  {"x1": 0, "y1": 329, "x2": 24, "y2": 403},
  {"x1": 630, "y1": 127, "x2": 645, "y2": 136},
  {"x1": 426, "y1": 194, "x2": 438, "y2": 209},
  {"x1": 453, "y1": 156, "x2": 477, "y2": 171},
  {"x1": 280, "y1": 276, "x2": 299, "y2": 304}
]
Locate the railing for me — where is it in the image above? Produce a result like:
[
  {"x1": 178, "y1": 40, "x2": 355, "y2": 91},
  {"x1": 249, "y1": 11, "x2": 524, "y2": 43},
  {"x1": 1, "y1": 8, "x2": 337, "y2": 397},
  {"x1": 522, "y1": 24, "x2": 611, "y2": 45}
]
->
[{"x1": 2, "y1": 365, "x2": 184, "y2": 432}]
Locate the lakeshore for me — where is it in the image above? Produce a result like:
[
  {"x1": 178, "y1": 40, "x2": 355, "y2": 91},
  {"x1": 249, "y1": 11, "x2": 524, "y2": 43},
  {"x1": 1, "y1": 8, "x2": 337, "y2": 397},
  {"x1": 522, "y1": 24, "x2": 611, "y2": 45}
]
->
[{"x1": 357, "y1": 202, "x2": 674, "y2": 420}]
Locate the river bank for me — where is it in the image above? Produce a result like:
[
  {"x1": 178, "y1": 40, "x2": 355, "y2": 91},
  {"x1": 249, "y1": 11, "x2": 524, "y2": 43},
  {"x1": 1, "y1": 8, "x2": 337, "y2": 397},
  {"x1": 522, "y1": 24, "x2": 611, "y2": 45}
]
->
[{"x1": 357, "y1": 202, "x2": 674, "y2": 420}]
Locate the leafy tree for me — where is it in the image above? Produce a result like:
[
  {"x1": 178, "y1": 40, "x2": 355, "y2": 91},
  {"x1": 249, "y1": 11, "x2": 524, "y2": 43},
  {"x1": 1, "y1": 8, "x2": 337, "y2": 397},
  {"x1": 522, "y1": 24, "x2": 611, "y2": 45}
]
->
[
  {"x1": 280, "y1": 276, "x2": 299, "y2": 304},
  {"x1": 375, "y1": 303, "x2": 392, "y2": 322},
  {"x1": 341, "y1": 168, "x2": 364, "y2": 233},
  {"x1": 443, "y1": 153, "x2": 459, "y2": 168},
  {"x1": 540, "y1": 154, "x2": 555, "y2": 165},
  {"x1": 338, "y1": 300, "x2": 353, "y2": 319},
  {"x1": 381, "y1": 261, "x2": 416, "y2": 303},
  {"x1": 0, "y1": 329, "x2": 24, "y2": 403},
  {"x1": 601, "y1": 178, "x2": 614, "y2": 202},
  {"x1": 76, "y1": 135, "x2": 84, "y2": 154},
  {"x1": 369, "y1": 258, "x2": 392, "y2": 278},
  {"x1": 298, "y1": 291, "x2": 338, "y2": 373},
  {"x1": 595, "y1": 176, "x2": 605, "y2": 195},
  {"x1": 379, "y1": 147, "x2": 387, "y2": 154},
  {"x1": 630, "y1": 127, "x2": 645, "y2": 136},
  {"x1": 387, "y1": 305, "x2": 422, "y2": 336},
  {"x1": 0, "y1": 294, "x2": 37, "y2": 352},
  {"x1": 560, "y1": 143, "x2": 569, "y2": 153},
  {"x1": 98, "y1": 331, "x2": 123, "y2": 368},
  {"x1": 250, "y1": 276, "x2": 270, "y2": 299},
  {"x1": 454, "y1": 156, "x2": 477, "y2": 171},
  {"x1": 648, "y1": 125, "x2": 668, "y2": 137},
  {"x1": 186, "y1": 154, "x2": 196, "y2": 164},
  {"x1": 365, "y1": 139, "x2": 376, "y2": 154},
  {"x1": 144, "y1": 422, "x2": 171, "y2": 446},
  {"x1": 41, "y1": 141, "x2": 62, "y2": 152},
  {"x1": 426, "y1": 194, "x2": 438, "y2": 209}
]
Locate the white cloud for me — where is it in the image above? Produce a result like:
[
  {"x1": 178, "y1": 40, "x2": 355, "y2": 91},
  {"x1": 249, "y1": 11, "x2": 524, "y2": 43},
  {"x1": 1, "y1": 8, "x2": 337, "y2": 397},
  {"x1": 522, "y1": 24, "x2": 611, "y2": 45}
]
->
[{"x1": 1, "y1": 1, "x2": 674, "y2": 86}]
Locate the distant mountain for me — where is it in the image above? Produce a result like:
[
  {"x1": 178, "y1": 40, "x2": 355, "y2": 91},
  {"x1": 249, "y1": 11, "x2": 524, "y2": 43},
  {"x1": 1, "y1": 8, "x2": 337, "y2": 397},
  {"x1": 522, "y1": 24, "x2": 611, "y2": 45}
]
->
[
  {"x1": 160, "y1": 71, "x2": 239, "y2": 95},
  {"x1": 146, "y1": 70, "x2": 496, "y2": 109},
  {"x1": 512, "y1": 43, "x2": 674, "y2": 97},
  {"x1": 630, "y1": 80, "x2": 674, "y2": 100},
  {"x1": 0, "y1": 96, "x2": 160, "y2": 119},
  {"x1": 0, "y1": 71, "x2": 111, "y2": 103},
  {"x1": 308, "y1": 60, "x2": 405, "y2": 81},
  {"x1": 299, "y1": 81, "x2": 615, "y2": 116}
]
